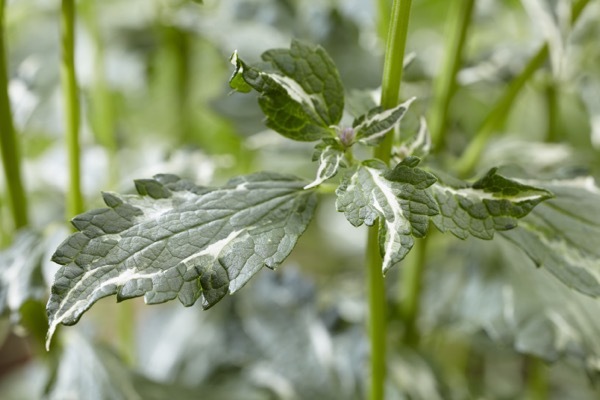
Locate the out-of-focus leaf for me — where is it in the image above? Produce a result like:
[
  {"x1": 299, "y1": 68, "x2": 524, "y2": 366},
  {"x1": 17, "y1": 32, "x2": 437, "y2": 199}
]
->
[
  {"x1": 431, "y1": 168, "x2": 553, "y2": 240},
  {"x1": 137, "y1": 269, "x2": 366, "y2": 399},
  {"x1": 336, "y1": 157, "x2": 438, "y2": 273},
  {"x1": 230, "y1": 40, "x2": 344, "y2": 141},
  {"x1": 46, "y1": 173, "x2": 317, "y2": 349},
  {"x1": 0, "y1": 230, "x2": 47, "y2": 323},
  {"x1": 500, "y1": 177, "x2": 600, "y2": 298},
  {"x1": 423, "y1": 236, "x2": 600, "y2": 371},
  {"x1": 393, "y1": 117, "x2": 432, "y2": 161}
]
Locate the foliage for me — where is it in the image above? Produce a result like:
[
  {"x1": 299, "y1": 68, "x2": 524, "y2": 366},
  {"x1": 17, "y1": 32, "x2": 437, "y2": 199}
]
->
[{"x1": 1, "y1": 0, "x2": 600, "y2": 399}]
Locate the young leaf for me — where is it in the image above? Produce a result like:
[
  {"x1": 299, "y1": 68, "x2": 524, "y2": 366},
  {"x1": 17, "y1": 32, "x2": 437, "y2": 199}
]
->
[
  {"x1": 230, "y1": 40, "x2": 344, "y2": 141},
  {"x1": 353, "y1": 97, "x2": 415, "y2": 146},
  {"x1": 431, "y1": 168, "x2": 553, "y2": 240},
  {"x1": 46, "y1": 173, "x2": 317, "y2": 349},
  {"x1": 304, "y1": 140, "x2": 346, "y2": 189},
  {"x1": 336, "y1": 157, "x2": 438, "y2": 273},
  {"x1": 500, "y1": 177, "x2": 600, "y2": 298}
]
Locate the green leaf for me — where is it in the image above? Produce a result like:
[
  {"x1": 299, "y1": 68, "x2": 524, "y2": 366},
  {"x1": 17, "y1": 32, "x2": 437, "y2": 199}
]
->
[
  {"x1": 304, "y1": 140, "x2": 346, "y2": 189},
  {"x1": 336, "y1": 157, "x2": 438, "y2": 273},
  {"x1": 431, "y1": 168, "x2": 553, "y2": 240},
  {"x1": 393, "y1": 117, "x2": 432, "y2": 161},
  {"x1": 500, "y1": 177, "x2": 600, "y2": 298},
  {"x1": 0, "y1": 229, "x2": 48, "y2": 322},
  {"x1": 353, "y1": 98, "x2": 415, "y2": 146},
  {"x1": 229, "y1": 39, "x2": 344, "y2": 141},
  {"x1": 46, "y1": 173, "x2": 317, "y2": 349}
]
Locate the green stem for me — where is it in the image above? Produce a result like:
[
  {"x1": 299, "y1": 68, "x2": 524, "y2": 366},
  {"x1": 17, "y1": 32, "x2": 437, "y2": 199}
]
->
[
  {"x1": 366, "y1": 1, "x2": 413, "y2": 399},
  {"x1": 455, "y1": 0, "x2": 591, "y2": 177},
  {"x1": 0, "y1": 0, "x2": 28, "y2": 230},
  {"x1": 525, "y1": 356, "x2": 548, "y2": 400},
  {"x1": 401, "y1": 236, "x2": 428, "y2": 346},
  {"x1": 366, "y1": 228, "x2": 387, "y2": 400},
  {"x1": 429, "y1": 0, "x2": 476, "y2": 151},
  {"x1": 455, "y1": 44, "x2": 549, "y2": 177},
  {"x1": 545, "y1": 78, "x2": 559, "y2": 143},
  {"x1": 61, "y1": 0, "x2": 83, "y2": 219},
  {"x1": 376, "y1": 0, "x2": 391, "y2": 43}
]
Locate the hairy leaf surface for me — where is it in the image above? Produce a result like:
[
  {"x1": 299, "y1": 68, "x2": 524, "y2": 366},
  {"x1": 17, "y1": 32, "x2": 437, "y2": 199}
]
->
[
  {"x1": 46, "y1": 173, "x2": 317, "y2": 349},
  {"x1": 336, "y1": 157, "x2": 438, "y2": 273},
  {"x1": 305, "y1": 140, "x2": 346, "y2": 189},
  {"x1": 230, "y1": 40, "x2": 344, "y2": 141},
  {"x1": 431, "y1": 168, "x2": 553, "y2": 240},
  {"x1": 353, "y1": 98, "x2": 415, "y2": 146},
  {"x1": 500, "y1": 177, "x2": 600, "y2": 297}
]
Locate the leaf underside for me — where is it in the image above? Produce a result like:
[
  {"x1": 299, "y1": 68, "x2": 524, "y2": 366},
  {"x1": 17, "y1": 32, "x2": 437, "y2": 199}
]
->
[{"x1": 46, "y1": 172, "x2": 317, "y2": 349}]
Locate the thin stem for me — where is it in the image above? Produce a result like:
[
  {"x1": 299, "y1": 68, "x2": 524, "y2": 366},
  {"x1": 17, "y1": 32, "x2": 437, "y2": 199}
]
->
[
  {"x1": 455, "y1": 0, "x2": 591, "y2": 177},
  {"x1": 376, "y1": 0, "x2": 412, "y2": 163},
  {"x1": 545, "y1": 78, "x2": 559, "y2": 143},
  {"x1": 366, "y1": 228, "x2": 387, "y2": 400},
  {"x1": 525, "y1": 356, "x2": 548, "y2": 400},
  {"x1": 429, "y1": 0, "x2": 476, "y2": 151},
  {"x1": 0, "y1": 0, "x2": 28, "y2": 230},
  {"x1": 400, "y1": 236, "x2": 428, "y2": 346},
  {"x1": 61, "y1": 0, "x2": 83, "y2": 219},
  {"x1": 366, "y1": 1, "x2": 413, "y2": 399},
  {"x1": 455, "y1": 44, "x2": 549, "y2": 177}
]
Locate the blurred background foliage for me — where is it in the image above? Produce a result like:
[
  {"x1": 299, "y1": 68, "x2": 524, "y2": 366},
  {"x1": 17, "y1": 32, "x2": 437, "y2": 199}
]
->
[{"x1": 1, "y1": 0, "x2": 600, "y2": 398}]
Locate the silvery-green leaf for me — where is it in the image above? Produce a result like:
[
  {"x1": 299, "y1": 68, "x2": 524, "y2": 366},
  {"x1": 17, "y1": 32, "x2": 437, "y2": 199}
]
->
[
  {"x1": 500, "y1": 177, "x2": 600, "y2": 298},
  {"x1": 393, "y1": 117, "x2": 432, "y2": 161},
  {"x1": 336, "y1": 157, "x2": 438, "y2": 273},
  {"x1": 304, "y1": 141, "x2": 346, "y2": 189},
  {"x1": 230, "y1": 40, "x2": 344, "y2": 141},
  {"x1": 0, "y1": 229, "x2": 47, "y2": 323},
  {"x1": 353, "y1": 98, "x2": 415, "y2": 146},
  {"x1": 431, "y1": 168, "x2": 553, "y2": 240},
  {"x1": 46, "y1": 172, "x2": 317, "y2": 349}
]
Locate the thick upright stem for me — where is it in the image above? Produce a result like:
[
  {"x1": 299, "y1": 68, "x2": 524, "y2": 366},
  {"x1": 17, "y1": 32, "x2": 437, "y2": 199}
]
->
[
  {"x1": 0, "y1": 0, "x2": 28, "y2": 230},
  {"x1": 429, "y1": 0, "x2": 476, "y2": 151},
  {"x1": 61, "y1": 0, "x2": 83, "y2": 219},
  {"x1": 366, "y1": 1, "x2": 412, "y2": 399}
]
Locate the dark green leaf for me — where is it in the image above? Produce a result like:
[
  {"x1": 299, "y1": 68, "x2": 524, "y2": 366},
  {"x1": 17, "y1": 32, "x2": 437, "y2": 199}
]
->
[
  {"x1": 336, "y1": 157, "x2": 438, "y2": 272},
  {"x1": 46, "y1": 173, "x2": 317, "y2": 349},
  {"x1": 431, "y1": 168, "x2": 553, "y2": 240},
  {"x1": 229, "y1": 40, "x2": 344, "y2": 141}
]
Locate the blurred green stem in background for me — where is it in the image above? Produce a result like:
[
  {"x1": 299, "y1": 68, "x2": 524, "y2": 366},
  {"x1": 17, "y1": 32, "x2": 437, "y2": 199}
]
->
[
  {"x1": 526, "y1": 356, "x2": 548, "y2": 400},
  {"x1": 61, "y1": 0, "x2": 83, "y2": 220},
  {"x1": 368, "y1": 0, "x2": 412, "y2": 399},
  {"x1": 545, "y1": 78, "x2": 559, "y2": 143},
  {"x1": 429, "y1": 0, "x2": 476, "y2": 152},
  {"x1": 400, "y1": 236, "x2": 428, "y2": 347},
  {"x1": 0, "y1": 0, "x2": 29, "y2": 232},
  {"x1": 455, "y1": 0, "x2": 591, "y2": 177},
  {"x1": 81, "y1": 0, "x2": 118, "y2": 188}
]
